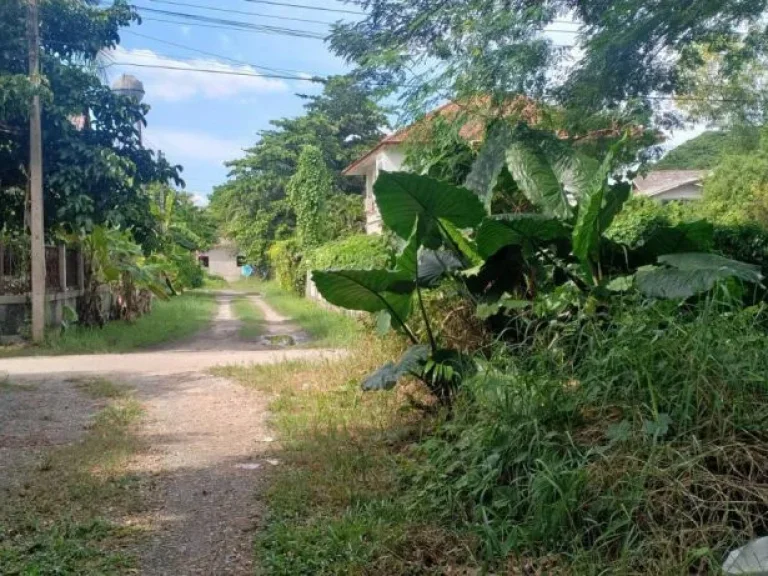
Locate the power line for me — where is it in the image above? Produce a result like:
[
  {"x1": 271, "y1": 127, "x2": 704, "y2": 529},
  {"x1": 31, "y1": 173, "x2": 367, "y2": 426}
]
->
[
  {"x1": 241, "y1": 0, "x2": 364, "y2": 15},
  {"x1": 106, "y1": 60, "x2": 325, "y2": 82},
  {"x1": 123, "y1": 29, "x2": 323, "y2": 76},
  {"x1": 140, "y1": 16, "x2": 326, "y2": 39},
  {"x1": 144, "y1": 0, "x2": 334, "y2": 26},
  {"x1": 132, "y1": 6, "x2": 327, "y2": 38}
]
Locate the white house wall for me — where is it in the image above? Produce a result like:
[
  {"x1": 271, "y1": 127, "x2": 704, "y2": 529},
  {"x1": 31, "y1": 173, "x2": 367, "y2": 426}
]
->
[
  {"x1": 653, "y1": 183, "x2": 703, "y2": 202},
  {"x1": 364, "y1": 145, "x2": 407, "y2": 235}
]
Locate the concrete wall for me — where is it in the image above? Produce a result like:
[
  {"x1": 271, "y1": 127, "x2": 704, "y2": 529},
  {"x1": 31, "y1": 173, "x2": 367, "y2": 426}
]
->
[
  {"x1": 204, "y1": 245, "x2": 241, "y2": 281},
  {"x1": 0, "y1": 288, "x2": 112, "y2": 340},
  {"x1": 305, "y1": 273, "x2": 362, "y2": 318}
]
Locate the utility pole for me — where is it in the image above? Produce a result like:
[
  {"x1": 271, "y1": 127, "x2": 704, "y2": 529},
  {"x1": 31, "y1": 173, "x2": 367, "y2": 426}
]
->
[{"x1": 27, "y1": 0, "x2": 45, "y2": 342}]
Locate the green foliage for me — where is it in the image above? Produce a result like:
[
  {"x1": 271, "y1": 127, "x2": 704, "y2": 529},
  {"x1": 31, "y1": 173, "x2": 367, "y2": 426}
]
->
[
  {"x1": 268, "y1": 239, "x2": 304, "y2": 294},
  {"x1": 307, "y1": 234, "x2": 394, "y2": 271},
  {"x1": 411, "y1": 302, "x2": 768, "y2": 572},
  {"x1": 699, "y1": 141, "x2": 768, "y2": 226},
  {"x1": 288, "y1": 145, "x2": 332, "y2": 249},
  {"x1": 655, "y1": 131, "x2": 750, "y2": 170},
  {"x1": 0, "y1": 0, "x2": 182, "y2": 241},
  {"x1": 313, "y1": 124, "x2": 761, "y2": 403},
  {"x1": 329, "y1": 0, "x2": 768, "y2": 128},
  {"x1": 208, "y1": 76, "x2": 388, "y2": 268}
]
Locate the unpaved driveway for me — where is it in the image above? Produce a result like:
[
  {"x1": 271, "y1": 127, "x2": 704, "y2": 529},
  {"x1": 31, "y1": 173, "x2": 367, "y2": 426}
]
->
[{"x1": 0, "y1": 292, "x2": 343, "y2": 575}]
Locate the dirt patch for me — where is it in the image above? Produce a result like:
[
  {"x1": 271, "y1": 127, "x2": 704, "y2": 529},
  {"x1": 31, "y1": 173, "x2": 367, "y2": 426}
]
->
[{"x1": 0, "y1": 379, "x2": 101, "y2": 492}]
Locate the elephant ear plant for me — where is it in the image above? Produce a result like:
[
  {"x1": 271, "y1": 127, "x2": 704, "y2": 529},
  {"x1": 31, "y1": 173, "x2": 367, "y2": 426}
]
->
[
  {"x1": 313, "y1": 122, "x2": 764, "y2": 404},
  {"x1": 313, "y1": 172, "x2": 486, "y2": 404}
]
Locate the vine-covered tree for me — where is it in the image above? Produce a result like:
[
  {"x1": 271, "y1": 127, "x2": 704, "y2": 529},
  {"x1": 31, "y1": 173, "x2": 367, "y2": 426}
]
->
[
  {"x1": 288, "y1": 145, "x2": 332, "y2": 250},
  {"x1": 0, "y1": 0, "x2": 182, "y2": 244}
]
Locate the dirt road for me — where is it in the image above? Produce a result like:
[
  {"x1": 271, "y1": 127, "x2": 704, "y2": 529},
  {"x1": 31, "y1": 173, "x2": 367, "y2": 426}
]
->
[{"x1": 0, "y1": 291, "x2": 341, "y2": 575}]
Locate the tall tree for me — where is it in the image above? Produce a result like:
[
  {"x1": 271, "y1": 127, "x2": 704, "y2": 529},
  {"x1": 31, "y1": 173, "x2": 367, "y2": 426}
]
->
[
  {"x1": 208, "y1": 76, "x2": 387, "y2": 267},
  {"x1": 288, "y1": 145, "x2": 332, "y2": 250},
  {"x1": 0, "y1": 0, "x2": 182, "y2": 244}
]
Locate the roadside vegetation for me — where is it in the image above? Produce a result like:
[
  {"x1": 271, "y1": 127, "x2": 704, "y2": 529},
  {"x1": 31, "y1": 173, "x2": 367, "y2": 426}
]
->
[
  {"x1": 0, "y1": 292, "x2": 216, "y2": 358},
  {"x1": 0, "y1": 380, "x2": 145, "y2": 574}
]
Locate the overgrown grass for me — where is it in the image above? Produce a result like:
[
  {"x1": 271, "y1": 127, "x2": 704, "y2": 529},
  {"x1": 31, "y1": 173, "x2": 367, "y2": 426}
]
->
[
  {"x1": 214, "y1": 334, "x2": 477, "y2": 575},
  {"x1": 0, "y1": 381, "x2": 145, "y2": 574},
  {"x1": 232, "y1": 296, "x2": 264, "y2": 341},
  {"x1": 231, "y1": 278, "x2": 362, "y2": 347},
  {"x1": 410, "y1": 301, "x2": 768, "y2": 574},
  {"x1": 0, "y1": 292, "x2": 217, "y2": 357}
]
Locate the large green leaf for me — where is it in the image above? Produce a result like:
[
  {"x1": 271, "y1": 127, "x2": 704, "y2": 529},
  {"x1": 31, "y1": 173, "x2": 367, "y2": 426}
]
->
[
  {"x1": 374, "y1": 172, "x2": 486, "y2": 244},
  {"x1": 572, "y1": 146, "x2": 617, "y2": 265},
  {"x1": 476, "y1": 214, "x2": 568, "y2": 258},
  {"x1": 362, "y1": 345, "x2": 430, "y2": 391},
  {"x1": 599, "y1": 182, "x2": 632, "y2": 233},
  {"x1": 312, "y1": 269, "x2": 415, "y2": 326},
  {"x1": 636, "y1": 253, "x2": 764, "y2": 300},
  {"x1": 506, "y1": 140, "x2": 573, "y2": 221},
  {"x1": 465, "y1": 122, "x2": 514, "y2": 209}
]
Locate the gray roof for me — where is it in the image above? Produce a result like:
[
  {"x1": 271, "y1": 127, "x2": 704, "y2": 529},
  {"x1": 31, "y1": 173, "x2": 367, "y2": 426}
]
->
[{"x1": 633, "y1": 170, "x2": 708, "y2": 197}]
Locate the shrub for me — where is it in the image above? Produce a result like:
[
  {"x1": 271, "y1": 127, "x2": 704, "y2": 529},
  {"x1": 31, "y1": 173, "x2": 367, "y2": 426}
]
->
[
  {"x1": 306, "y1": 234, "x2": 394, "y2": 271},
  {"x1": 268, "y1": 239, "x2": 304, "y2": 294}
]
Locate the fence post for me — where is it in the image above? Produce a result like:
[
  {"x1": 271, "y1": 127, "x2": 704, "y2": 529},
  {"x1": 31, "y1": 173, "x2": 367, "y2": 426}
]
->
[
  {"x1": 58, "y1": 244, "x2": 67, "y2": 291},
  {"x1": 0, "y1": 241, "x2": 4, "y2": 294}
]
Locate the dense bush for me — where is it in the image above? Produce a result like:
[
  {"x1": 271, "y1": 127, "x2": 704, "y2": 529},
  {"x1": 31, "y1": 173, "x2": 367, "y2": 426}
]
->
[
  {"x1": 306, "y1": 234, "x2": 394, "y2": 271},
  {"x1": 411, "y1": 301, "x2": 768, "y2": 574},
  {"x1": 268, "y1": 239, "x2": 304, "y2": 294}
]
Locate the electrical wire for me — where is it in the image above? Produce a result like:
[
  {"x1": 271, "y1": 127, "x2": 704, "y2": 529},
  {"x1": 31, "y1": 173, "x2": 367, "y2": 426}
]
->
[
  {"x1": 144, "y1": 0, "x2": 335, "y2": 26},
  {"x1": 240, "y1": 0, "x2": 364, "y2": 15},
  {"x1": 122, "y1": 29, "x2": 324, "y2": 76},
  {"x1": 104, "y1": 60, "x2": 325, "y2": 82},
  {"x1": 133, "y1": 6, "x2": 327, "y2": 38}
]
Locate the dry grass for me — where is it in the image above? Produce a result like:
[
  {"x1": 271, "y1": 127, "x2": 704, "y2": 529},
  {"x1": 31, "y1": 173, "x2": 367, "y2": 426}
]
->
[
  {"x1": 0, "y1": 382, "x2": 146, "y2": 574},
  {"x1": 215, "y1": 333, "x2": 478, "y2": 575}
]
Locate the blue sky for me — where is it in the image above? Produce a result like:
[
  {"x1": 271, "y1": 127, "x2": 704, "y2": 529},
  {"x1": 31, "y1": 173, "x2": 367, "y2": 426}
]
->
[
  {"x1": 107, "y1": 0, "x2": 359, "y2": 204},
  {"x1": 106, "y1": 1, "x2": 703, "y2": 205}
]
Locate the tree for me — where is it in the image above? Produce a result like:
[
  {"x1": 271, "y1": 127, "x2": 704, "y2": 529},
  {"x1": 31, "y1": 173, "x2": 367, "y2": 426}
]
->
[
  {"x1": 208, "y1": 76, "x2": 387, "y2": 267},
  {"x1": 330, "y1": 1, "x2": 768, "y2": 126},
  {"x1": 655, "y1": 131, "x2": 759, "y2": 170},
  {"x1": 0, "y1": 0, "x2": 182, "y2": 244},
  {"x1": 288, "y1": 146, "x2": 332, "y2": 250}
]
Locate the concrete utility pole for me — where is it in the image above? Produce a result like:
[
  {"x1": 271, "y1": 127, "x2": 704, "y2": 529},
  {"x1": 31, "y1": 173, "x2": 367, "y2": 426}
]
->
[{"x1": 27, "y1": 0, "x2": 45, "y2": 342}]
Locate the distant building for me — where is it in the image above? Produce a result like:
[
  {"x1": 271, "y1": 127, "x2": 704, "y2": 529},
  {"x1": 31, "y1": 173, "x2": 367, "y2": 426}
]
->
[
  {"x1": 199, "y1": 243, "x2": 241, "y2": 281},
  {"x1": 633, "y1": 170, "x2": 708, "y2": 202}
]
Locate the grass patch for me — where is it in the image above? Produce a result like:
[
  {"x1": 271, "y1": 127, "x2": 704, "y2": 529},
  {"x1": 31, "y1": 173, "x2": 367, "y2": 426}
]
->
[
  {"x1": 0, "y1": 292, "x2": 217, "y2": 358},
  {"x1": 230, "y1": 278, "x2": 362, "y2": 347},
  {"x1": 215, "y1": 334, "x2": 477, "y2": 575},
  {"x1": 0, "y1": 382, "x2": 145, "y2": 574},
  {"x1": 201, "y1": 273, "x2": 230, "y2": 290},
  {"x1": 75, "y1": 378, "x2": 128, "y2": 399},
  {"x1": 231, "y1": 297, "x2": 264, "y2": 341}
]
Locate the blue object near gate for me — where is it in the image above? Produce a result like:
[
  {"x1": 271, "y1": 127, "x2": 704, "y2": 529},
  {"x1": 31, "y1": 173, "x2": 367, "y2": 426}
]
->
[{"x1": 241, "y1": 264, "x2": 254, "y2": 277}]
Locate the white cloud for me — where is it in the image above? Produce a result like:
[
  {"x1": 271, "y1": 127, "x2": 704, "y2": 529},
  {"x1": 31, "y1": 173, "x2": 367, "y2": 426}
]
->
[
  {"x1": 144, "y1": 127, "x2": 247, "y2": 166},
  {"x1": 107, "y1": 46, "x2": 288, "y2": 102},
  {"x1": 190, "y1": 193, "x2": 209, "y2": 207}
]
